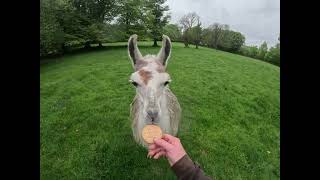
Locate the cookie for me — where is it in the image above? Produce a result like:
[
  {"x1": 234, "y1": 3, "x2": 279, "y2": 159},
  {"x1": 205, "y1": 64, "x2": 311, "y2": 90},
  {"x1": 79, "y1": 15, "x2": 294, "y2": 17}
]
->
[{"x1": 142, "y1": 125, "x2": 162, "y2": 144}]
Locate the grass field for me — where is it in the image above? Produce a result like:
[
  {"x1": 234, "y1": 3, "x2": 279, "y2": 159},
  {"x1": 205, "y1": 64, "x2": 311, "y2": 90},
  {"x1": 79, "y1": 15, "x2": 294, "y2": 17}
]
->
[{"x1": 40, "y1": 42, "x2": 280, "y2": 179}]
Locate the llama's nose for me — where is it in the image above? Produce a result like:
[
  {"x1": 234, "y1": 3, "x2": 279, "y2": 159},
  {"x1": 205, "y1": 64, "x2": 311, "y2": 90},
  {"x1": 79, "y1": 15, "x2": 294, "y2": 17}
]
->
[{"x1": 147, "y1": 111, "x2": 158, "y2": 121}]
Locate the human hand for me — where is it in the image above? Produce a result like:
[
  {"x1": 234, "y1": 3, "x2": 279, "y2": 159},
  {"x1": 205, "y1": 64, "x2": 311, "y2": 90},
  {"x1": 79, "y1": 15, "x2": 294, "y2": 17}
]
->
[{"x1": 147, "y1": 134, "x2": 187, "y2": 166}]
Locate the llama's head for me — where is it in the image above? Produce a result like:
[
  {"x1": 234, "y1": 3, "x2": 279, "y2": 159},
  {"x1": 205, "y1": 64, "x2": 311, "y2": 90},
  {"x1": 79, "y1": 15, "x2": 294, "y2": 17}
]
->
[{"x1": 128, "y1": 34, "x2": 172, "y2": 126}]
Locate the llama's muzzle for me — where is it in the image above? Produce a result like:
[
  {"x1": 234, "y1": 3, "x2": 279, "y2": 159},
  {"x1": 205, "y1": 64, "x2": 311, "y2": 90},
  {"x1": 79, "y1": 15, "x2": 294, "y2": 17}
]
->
[
  {"x1": 145, "y1": 89, "x2": 160, "y2": 124},
  {"x1": 147, "y1": 110, "x2": 158, "y2": 122}
]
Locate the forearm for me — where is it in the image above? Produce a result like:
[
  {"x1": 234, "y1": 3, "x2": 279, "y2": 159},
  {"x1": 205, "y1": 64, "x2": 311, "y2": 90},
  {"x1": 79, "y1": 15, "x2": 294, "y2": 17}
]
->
[{"x1": 171, "y1": 155, "x2": 212, "y2": 180}]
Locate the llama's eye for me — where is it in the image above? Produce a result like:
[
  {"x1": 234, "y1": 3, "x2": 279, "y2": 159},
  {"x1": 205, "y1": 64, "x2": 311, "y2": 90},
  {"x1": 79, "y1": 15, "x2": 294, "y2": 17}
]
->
[
  {"x1": 164, "y1": 81, "x2": 170, "y2": 86},
  {"x1": 131, "y1": 81, "x2": 138, "y2": 87}
]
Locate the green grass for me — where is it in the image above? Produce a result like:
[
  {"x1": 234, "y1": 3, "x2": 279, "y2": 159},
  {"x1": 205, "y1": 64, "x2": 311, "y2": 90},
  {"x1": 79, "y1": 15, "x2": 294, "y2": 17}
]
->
[{"x1": 40, "y1": 42, "x2": 280, "y2": 179}]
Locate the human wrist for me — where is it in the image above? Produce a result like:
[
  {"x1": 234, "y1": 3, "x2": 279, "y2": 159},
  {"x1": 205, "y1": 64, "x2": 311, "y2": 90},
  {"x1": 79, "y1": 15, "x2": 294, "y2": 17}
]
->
[{"x1": 169, "y1": 151, "x2": 187, "y2": 166}]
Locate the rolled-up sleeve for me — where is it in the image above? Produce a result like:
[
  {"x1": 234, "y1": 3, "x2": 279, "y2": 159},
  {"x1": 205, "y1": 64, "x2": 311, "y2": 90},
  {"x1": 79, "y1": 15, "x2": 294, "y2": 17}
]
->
[{"x1": 171, "y1": 155, "x2": 212, "y2": 180}]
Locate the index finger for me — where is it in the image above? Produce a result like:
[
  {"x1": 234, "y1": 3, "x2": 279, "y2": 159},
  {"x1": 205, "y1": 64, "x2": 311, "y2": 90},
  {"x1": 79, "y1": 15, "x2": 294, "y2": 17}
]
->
[
  {"x1": 148, "y1": 144, "x2": 158, "y2": 150},
  {"x1": 162, "y1": 134, "x2": 176, "y2": 143},
  {"x1": 154, "y1": 138, "x2": 174, "y2": 150}
]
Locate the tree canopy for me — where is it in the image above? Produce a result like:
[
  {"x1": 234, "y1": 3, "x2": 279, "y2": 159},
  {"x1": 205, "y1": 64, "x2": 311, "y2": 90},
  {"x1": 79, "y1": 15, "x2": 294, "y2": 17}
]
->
[{"x1": 40, "y1": 2, "x2": 279, "y2": 66}]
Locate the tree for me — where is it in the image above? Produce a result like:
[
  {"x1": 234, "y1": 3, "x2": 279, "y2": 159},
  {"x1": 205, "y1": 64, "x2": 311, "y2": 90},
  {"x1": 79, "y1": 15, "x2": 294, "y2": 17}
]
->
[
  {"x1": 179, "y1": 12, "x2": 199, "y2": 47},
  {"x1": 55, "y1": 2, "x2": 90, "y2": 49},
  {"x1": 71, "y1": 0, "x2": 117, "y2": 47},
  {"x1": 210, "y1": 23, "x2": 225, "y2": 49},
  {"x1": 201, "y1": 23, "x2": 227, "y2": 49},
  {"x1": 40, "y1": 0, "x2": 119, "y2": 57},
  {"x1": 145, "y1": 0, "x2": 170, "y2": 46},
  {"x1": 190, "y1": 16, "x2": 202, "y2": 49},
  {"x1": 104, "y1": 23, "x2": 127, "y2": 42},
  {"x1": 218, "y1": 30, "x2": 245, "y2": 52},
  {"x1": 247, "y1": 45, "x2": 259, "y2": 59},
  {"x1": 163, "y1": 24, "x2": 182, "y2": 42},
  {"x1": 202, "y1": 23, "x2": 244, "y2": 52},
  {"x1": 228, "y1": 31, "x2": 245, "y2": 52},
  {"x1": 40, "y1": 0, "x2": 64, "y2": 56},
  {"x1": 116, "y1": 0, "x2": 147, "y2": 40},
  {"x1": 87, "y1": 23, "x2": 106, "y2": 47},
  {"x1": 265, "y1": 37, "x2": 280, "y2": 66},
  {"x1": 257, "y1": 41, "x2": 268, "y2": 60},
  {"x1": 71, "y1": 0, "x2": 117, "y2": 23},
  {"x1": 201, "y1": 28, "x2": 213, "y2": 47},
  {"x1": 265, "y1": 44, "x2": 280, "y2": 66},
  {"x1": 239, "y1": 46, "x2": 250, "y2": 56}
]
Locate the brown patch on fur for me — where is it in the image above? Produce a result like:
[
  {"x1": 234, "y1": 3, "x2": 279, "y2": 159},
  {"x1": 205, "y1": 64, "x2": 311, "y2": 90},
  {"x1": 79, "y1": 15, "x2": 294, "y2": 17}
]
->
[
  {"x1": 135, "y1": 60, "x2": 148, "y2": 71},
  {"x1": 155, "y1": 61, "x2": 166, "y2": 73},
  {"x1": 138, "y1": 69, "x2": 152, "y2": 85}
]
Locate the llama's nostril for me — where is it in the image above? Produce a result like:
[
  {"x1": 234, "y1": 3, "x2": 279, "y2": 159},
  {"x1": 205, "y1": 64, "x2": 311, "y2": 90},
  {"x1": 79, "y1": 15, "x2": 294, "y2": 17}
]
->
[
  {"x1": 153, "y1": 112, "x2": 158, "y2": 118},
  {"x1": 147, "y1": 111, "x2": 158, "y2": 120}
]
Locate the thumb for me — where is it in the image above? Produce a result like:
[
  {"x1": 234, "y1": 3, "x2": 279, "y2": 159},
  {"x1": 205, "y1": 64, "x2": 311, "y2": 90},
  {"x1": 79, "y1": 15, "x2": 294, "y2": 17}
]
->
[{"x1": 154, "y1": 138, "x2": 173, "y2": 151}]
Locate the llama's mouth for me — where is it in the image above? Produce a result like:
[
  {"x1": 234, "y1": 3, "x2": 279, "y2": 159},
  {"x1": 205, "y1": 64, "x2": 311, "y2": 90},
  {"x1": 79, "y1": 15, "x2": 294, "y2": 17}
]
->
[
  {"x1": 146, "y1": 116, "x2": 160, "y2": 125},
  {"x1": 146, "y1": 122, "x2": 158, "y2": 125},
  {"x1": 146, "y1": 120, "x2": 159, "y2": 126}
]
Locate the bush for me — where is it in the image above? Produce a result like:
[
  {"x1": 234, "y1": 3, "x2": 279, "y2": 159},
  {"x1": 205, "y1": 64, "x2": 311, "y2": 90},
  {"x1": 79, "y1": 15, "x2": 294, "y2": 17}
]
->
[{"x1": 265, "y1": 44, "x2": 280, "y2": 66}]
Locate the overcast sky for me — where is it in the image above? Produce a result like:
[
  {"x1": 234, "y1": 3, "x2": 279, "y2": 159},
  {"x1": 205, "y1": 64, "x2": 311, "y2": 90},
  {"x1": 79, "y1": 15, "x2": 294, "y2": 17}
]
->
[{"x1": 165, "y1": 0, "x2": 280, "y2": 46}]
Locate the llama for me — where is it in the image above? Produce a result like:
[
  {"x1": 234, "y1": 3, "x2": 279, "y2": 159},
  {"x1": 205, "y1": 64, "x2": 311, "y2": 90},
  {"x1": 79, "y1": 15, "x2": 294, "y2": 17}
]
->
[{"x1": 128, "y1": 34, "x2": 181, "y2": 147}]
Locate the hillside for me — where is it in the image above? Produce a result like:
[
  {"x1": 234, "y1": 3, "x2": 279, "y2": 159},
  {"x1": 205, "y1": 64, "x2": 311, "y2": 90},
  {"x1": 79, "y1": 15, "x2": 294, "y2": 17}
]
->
[{"x1": 40, "y1": 42, "x2": 280, "y2": 179}]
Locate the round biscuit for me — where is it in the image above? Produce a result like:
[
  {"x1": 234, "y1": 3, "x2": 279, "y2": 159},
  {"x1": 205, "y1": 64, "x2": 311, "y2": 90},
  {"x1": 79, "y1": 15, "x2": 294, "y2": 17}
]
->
[{"x1": 142, "y1": 125, "x2": 162, "y2": 144}]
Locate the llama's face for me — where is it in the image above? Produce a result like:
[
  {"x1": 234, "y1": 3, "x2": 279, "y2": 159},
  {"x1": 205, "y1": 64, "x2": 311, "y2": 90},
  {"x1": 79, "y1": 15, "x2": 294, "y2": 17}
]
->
[
  {"x1": 129, "y1": 59, "x2": 171, "y2": 124},
  {"x1": 128, "y1": 35, "x2": 172, "y2": 125}
]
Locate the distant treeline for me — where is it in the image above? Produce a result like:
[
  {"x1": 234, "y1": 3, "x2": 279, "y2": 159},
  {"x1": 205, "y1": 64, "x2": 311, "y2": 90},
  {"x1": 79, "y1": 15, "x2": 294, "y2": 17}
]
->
[
  {"x1": 164, "y1": 12, "x2": 280, "y2": 66},
  {"x1": 239, "y1": 42, "x2": 280, "y2": 66},
  {"x1": 40, "y1": 0, "x2": 279, "y2": 66}
]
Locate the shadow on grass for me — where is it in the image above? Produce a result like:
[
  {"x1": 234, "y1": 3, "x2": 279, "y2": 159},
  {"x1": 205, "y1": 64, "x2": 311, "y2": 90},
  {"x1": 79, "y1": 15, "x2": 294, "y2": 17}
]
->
[
  {"x1": 41, "y1": 46, "x2": 119, "y2": 63},
  {"x1": 40, "y1": 43, "x2": 161, "y2": 65}
]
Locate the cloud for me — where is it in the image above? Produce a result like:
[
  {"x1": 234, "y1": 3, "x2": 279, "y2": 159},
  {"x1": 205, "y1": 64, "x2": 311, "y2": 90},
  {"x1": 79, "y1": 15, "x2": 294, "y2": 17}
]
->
[{"x1": 166, "y1": 0, "x2": 280, "y2": 46}]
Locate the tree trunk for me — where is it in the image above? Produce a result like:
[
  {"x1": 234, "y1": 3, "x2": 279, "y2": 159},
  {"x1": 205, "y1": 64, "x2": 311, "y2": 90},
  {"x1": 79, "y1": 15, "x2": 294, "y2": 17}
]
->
[
  {"x1": 184, "y1": 41, "x2": 189, "y2": 48},
  {"x1": 195, "y1": 40, "x2": 199, "y2": 49},
  {"x1": 61, "y1": 43, "x2": 66, "y2": 54},
  {"x1": 153, "y1": 39, "x2": 158, "y2": 47},
  {"x1": 84, "y1": 41, "x2": 91, "y2": 49},
  {"x1": 98, "y1": 42, "x2": 103, "y2": 47}
]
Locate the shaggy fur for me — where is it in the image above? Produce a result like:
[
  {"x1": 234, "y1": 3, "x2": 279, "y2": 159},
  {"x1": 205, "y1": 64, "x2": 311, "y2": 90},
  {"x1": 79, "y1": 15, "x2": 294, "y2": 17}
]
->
[
  {"x1": 130, "y1": 88, "x2": 181, "y2": 147},
  {"x1": 128, "y1": 34, "x2": 181, "y2": 147}
]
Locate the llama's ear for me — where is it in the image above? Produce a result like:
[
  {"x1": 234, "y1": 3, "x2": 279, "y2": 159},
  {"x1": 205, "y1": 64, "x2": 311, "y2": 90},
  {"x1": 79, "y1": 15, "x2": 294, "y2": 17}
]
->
[
  {"x1": 128, "y1": 34, "x2": 143, "y2": 68},
  {"x1": 157, "y1": 35, "x2": 172, "y2": 67}
]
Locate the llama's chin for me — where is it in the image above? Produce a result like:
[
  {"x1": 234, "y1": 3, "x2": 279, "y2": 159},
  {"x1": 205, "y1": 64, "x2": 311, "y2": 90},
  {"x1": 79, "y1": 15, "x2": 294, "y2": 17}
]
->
[
  {"x1": 132, "y1": 119, "x2": 168, "y2": 147},
  {"x1": 145, "y1": 122, "x2": 160, "y2": 126},
  {"x1": 132, "y1": 112, "x2": 174, "y2": 146}
]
